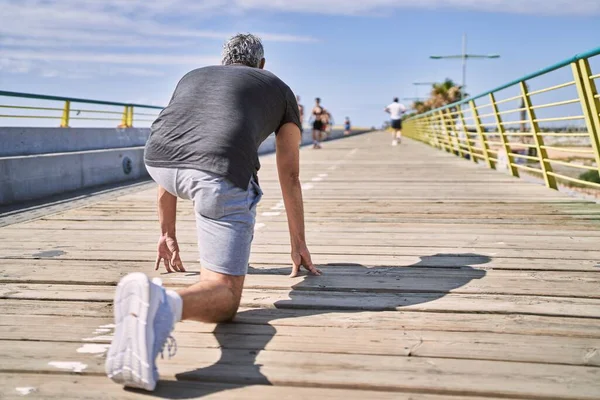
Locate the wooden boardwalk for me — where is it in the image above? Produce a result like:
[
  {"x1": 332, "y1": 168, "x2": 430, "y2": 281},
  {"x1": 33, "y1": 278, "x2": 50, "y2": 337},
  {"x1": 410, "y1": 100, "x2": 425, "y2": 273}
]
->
[{"x1": 1, "y1": 131, "x2": 600, "y2": 399}]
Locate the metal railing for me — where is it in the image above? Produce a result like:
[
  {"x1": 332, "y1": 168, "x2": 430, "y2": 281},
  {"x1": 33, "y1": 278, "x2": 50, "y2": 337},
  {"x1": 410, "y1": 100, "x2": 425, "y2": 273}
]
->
[
  {"x1": 404, "y1": 47, "x2": 600, "y2": 191},
  {"x1": 0, "y1": 90, "x2": 163, "y2": 128}
]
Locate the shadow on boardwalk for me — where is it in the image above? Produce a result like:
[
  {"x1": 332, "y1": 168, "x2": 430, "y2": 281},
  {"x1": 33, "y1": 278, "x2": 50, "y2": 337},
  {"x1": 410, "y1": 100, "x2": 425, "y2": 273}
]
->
[{"x1": 136, "y1": 253, "x2": 489, "y2": 398}]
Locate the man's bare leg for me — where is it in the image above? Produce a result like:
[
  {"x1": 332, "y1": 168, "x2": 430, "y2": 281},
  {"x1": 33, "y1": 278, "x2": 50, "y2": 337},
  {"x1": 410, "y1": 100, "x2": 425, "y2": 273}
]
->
[
  {"x1": 178, "y1": 268, "x2": 244, "y2": 323},
  {"x1": 312, "y1": 129, "x2": 320, "y2": 148}
]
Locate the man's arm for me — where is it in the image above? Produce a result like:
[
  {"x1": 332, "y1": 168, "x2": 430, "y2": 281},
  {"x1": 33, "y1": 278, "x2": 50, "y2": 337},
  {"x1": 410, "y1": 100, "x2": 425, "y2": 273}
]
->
[
  {"x1": 155, "y1": 186, "x2": 185, "y2": 272},
  {"x1": 276, "y1": 122, "x2": 321, "y2": 277}
]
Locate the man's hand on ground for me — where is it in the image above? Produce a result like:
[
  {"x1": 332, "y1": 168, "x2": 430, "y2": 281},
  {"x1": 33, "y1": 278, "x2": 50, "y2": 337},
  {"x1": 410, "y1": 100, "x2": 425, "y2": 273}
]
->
[
  {"x1": 155, "y1": 235, "x2": 186, "y2": 273},
  {"x1": 290, "y1": 244, "x2": 321, "y2": 278}
]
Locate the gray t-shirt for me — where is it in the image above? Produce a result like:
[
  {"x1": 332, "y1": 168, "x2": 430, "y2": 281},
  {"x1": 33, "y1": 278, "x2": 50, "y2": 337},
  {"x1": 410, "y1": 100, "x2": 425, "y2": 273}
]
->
[{"x1": 144, "y1": 65, "x2": 301, "y2": 188}]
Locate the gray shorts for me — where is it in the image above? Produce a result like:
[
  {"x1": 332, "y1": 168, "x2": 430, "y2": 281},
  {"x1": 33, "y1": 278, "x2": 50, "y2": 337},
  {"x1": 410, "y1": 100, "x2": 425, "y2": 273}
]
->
[{"x1": 146, "y1": 166, "x2": 263, "y2": 276}]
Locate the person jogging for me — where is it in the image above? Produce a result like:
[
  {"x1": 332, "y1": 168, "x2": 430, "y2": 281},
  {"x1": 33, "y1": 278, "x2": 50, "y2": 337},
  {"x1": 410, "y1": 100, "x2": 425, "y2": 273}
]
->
[
  {"x1": 385, "y1": 97, "x2": 406, "y2": 146},
  {"x1": 311, "y1": 97, "x2": 325, "y2": 149},
  {"x1": 105, "y1": 33, "x2": 321, "y2": 392}
]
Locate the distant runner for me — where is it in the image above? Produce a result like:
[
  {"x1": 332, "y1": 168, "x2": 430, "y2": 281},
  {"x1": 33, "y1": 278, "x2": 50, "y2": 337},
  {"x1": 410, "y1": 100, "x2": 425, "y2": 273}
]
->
[
  {"x1": 344, "y1": 117, "x2": 351, "y2": 135},
  {"x1": 311, "y1": 97, "x2": 325, "y2": 149},
  {"x1": 321, "y1": 108, "x2": 332, "y2": 141},
  {"x1": 384, "y1": 97, "x2": 406, "y2": 146}
]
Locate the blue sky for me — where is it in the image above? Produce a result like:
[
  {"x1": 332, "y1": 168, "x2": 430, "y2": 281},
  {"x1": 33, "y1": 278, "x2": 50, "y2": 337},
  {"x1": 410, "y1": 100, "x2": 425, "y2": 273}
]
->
[{"x1": 1, "y1": 0, "x2": 600, "y2": 127}]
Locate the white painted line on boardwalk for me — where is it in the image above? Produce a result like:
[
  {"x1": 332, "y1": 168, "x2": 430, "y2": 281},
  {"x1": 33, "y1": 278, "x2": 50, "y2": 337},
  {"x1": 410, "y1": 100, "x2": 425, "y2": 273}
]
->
[
  {"x1": 318, "y1": 173, "x2": 328, "y2": 178},
  {"x1": 311, "y1": 177, "x2": 323, "y2": 182},
  {"x1": 48, "y1": 361, "x2": 87, "y2": 372},
  {"x1": 254, "y1": 223, "x2": 266, "y2": 230},
  {"x1": 83, "y1": 335, "x2": 114, "y2": 342},
  {"x1": 261, "y1": 211, "x2": 281, "y2": 217},
  {"x1": 77, "y1": 344, "x2": 110, "y2": 354},
  {"x1": 15, "y1": 387, "x2": 37, "y2": 396},
  {"x1": 99, "y1": 324, "x2": 115, "y2": 329},
  {"x1": 326, "y1": 148, "x2": 357, "y2": 171},
  {"x1": 271, "y1": 201, "x2": 285, "y2": 210},
  {"x1": 302, "y1": 183, "x2": 314, "y2": 190}
]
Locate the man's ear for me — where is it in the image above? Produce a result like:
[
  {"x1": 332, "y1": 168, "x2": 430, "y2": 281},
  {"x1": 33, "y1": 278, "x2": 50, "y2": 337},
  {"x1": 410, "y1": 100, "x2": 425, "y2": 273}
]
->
[{"x1": 259, "y1": 58, "x2": 266, "y2": 69}]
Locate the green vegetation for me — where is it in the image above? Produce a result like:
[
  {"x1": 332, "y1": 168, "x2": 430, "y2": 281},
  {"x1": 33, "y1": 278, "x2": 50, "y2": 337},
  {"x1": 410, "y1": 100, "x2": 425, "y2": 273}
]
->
[
  {"x1": 412, "y1": 79, "x2": 463, "y2": 114},
  {"x1": 579, "y1": 170, "x2": 600, "y2": 184}
]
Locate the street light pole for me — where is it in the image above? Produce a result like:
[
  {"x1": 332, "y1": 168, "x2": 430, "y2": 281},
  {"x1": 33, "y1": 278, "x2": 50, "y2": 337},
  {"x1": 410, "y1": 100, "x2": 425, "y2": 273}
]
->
[
  {"x1": 462, "y1": 33, "x2": 467, "y2": 100},
  {"x1": 430, "y1": 33, "x2": 500, "y2": 101}
]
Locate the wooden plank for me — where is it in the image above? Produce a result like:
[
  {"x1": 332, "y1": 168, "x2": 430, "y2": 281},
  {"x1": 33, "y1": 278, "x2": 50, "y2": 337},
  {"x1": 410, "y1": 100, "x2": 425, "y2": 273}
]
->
[
  {"x1": 0, "y1": 315, "x2": 598, "y2": 366},
  {"x1": 2, "y1": 263, "x2": 600, "y2": 298},
  {"x1": 0, "y1": 300, "x2": 111, "y2": 317},
  {"x1": 2, "y1": 284, "x2": 600, "y2": 318},
  {"x1": 7, "y1": 220, "x2": 600, "y2": 234},
  {"x1": 1, "y1": 340, "x2": 598, "y2": 399},
  {"x1": 0, "y1": 374, "x2": 463, "y2": 400},
  {"x1": 4, "y1": 304, "x2": 600, "y2": 338},
  {"x1": 1, "y1": 245, "x2": 598, "y2": 263},
  {"x1": 5, "y1": 233, "x2": 600, "y2": 252}
]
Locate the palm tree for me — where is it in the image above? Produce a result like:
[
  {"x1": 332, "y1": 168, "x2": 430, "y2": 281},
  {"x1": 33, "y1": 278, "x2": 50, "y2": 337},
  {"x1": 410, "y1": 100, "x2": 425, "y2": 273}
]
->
[
  {"x1": 412, "y1": 79, "x2": 464, "y2": 115},
  {"x1": 431, "y1": 79, "x2": 463, "y2": 108}
]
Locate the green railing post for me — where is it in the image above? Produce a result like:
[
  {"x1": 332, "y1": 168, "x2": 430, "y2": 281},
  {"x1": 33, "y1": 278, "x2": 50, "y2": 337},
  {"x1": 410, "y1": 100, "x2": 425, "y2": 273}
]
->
[
  {"x1": 489, "y1": 93, "x2": 519, "y2": 177},
  {"x1": 60, "y1": 100, "x2": 70, "y2": 128},
  {"x1": 428, "y1": 115, "x2": 437, "y2": 147},
  {"x1": 439, "y1": 110, "x2": 452, "y2": 153},
  {"x1": 120, "y1": 106, "x2": 128, "y2": 127},
  {"x1": 457, "y1": 104, "x2": 476, "y2": 163},
  {"x1": 469, "y1": 100, "x2": 494, "y2": 169},
  {"x1": 447, "y1": 108, "x2": 464, "y2": 157},
  {"x1": 573, "y1": 59, "x2": 600, "y2": 173},
  {"x1": 519, "y1": 81, "x2": 557, "y2": 189},
  {"x1": 127, "y1": 106, "x2": 134, "y2": 127},
  {"x1": 424, "y1": 115, "x2": 434, "y2": 147},
  {"x1": 428, "y1": 114, "x2": 439, "y2": 149}
]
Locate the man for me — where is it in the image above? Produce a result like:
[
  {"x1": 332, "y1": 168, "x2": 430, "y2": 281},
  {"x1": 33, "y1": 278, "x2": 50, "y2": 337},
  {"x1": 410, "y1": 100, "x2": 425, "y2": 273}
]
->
[
  {"x1": 105, "y1": 34, "x2": 321, "y2": 392},
  {"x1": 311, "y1": 97, "x2": 325, "y2": 149},
  {"x1": 297, "y1": 95, "x2": 304, "y2": 132},
  {"x1": 344, "y1": 117, "x2": 351, "y2": 135},
  {"x1": 385, "y1": 97, "x2": 406, "y2": 146}
]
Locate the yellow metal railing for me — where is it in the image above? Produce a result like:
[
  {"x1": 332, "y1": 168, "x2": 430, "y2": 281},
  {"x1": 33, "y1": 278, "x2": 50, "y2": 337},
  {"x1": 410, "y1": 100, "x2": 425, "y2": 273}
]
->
[
  {"x1": 0, "y1": 91, "x2": 163, "y2": 128},
  {"x1": 405, "y1": 47, "x2": 600, "y2": 191}
]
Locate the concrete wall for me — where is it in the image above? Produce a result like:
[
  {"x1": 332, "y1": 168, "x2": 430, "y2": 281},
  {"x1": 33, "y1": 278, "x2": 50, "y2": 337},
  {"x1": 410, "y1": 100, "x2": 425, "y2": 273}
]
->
[
  {"x1": 0, "y1": 127, "x2": 149, "y2": 206},
  {"x1": 0, "y1": 127, "x2": 150, "y2": 157},
  {"x1": 0, "y1": 127, "x2": 369, "y2": 206}
]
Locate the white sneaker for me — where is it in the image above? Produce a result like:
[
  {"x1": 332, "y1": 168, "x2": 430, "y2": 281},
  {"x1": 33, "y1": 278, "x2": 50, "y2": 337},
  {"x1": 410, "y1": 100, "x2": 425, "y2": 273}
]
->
[
  {"x1": 105, "y1": 273, "x2": 176, "y2": 391},
  {"x1": 392, "y1": 139, "x2": 398, "y2": 146}
]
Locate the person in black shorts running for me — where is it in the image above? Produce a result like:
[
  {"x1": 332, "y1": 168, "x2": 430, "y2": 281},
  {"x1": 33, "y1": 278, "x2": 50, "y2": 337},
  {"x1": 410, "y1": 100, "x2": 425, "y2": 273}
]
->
[
  {"x1": 385, "y1": 97, "x2": 406, "y2": 146},
  {"x1": 311, "y1": 98, "x2": 324, "y2": 149}
]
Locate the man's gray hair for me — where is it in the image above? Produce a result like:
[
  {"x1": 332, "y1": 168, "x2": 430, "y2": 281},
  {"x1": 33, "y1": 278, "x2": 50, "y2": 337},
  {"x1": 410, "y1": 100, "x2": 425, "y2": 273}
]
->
[{"x1": 221, "y1": 34, "x2": 264, "y2": 68}]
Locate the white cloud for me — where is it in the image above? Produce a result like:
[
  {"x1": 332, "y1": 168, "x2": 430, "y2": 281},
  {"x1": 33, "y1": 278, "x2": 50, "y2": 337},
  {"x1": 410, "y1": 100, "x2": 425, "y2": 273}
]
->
[
  {"x1": 234, "y1": 0, "x2": 600, "y2": 15},
  {"x1": 0, "y1": 0, "x2": 315, "y2": 79},
  {"x1": 1, "y1": 0, "x2": 596, "y2": 80},
  {"x1": 2, "y1": 50, "x2": 220, "y2": 66},
  {"x1": 0, "y1": 59, "x2": 34, "y2": 74}
]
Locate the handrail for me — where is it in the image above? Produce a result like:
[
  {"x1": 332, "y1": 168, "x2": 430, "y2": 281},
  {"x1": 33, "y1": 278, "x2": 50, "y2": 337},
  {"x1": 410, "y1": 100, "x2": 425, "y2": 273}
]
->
[
  {"x1": 0, "y1": 90, "x2": 163, "y2": 128},
  {"x1": 410, "y1": 46, "x2": 600, "y2": 119},
  {"x1": 0, "y1": 90, "x2": 164, "y2": 109},
  {"x1": 404, "y1": 46, "x2": 600, "y2": 193}
]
